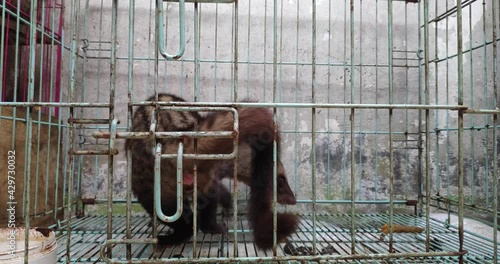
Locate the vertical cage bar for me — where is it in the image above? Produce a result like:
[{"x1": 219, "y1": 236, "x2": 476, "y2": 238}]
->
[
  {"x1": 350, "y1": 107, "x2": 356, "y2": 254},
  {"x1": 0, "y1": 0, "x2": 5, "y2": 101},
  {"x1": 445, "y1": 0, "x2": 451, "y2": 223},
  {"x1": 193, "y1": 2, "x2": 200, "y2": 257},
  {"x1": 233, "y1": 0, "x2": 238, "y2": 100},
  {"x1": 417, "y1": 0, "x2": 423, "y2": 217},
  {"x1": 263, "y1": 0, "x2": 267, "y2": 101},
  {"x1": 491, "y1": 0, "x2": 498, "y2": 262},
  {"x1": 326, "y1": 0, "x2": 332, "y2": 199},
  {"x1": 293, "y1": 0, "x2": 299, "y2": 197},
  {"x1": 66, "y1": 0, "x2": 79, "y2": 261},
  {"x1": 232, "y1": 0, "x2": 239, "y2": 257},
  {"x1": 342, "y1": 0, "x2": 348, "y2": 200},
  {"x1": 75, "y1": 0, "x2": 84, "y2": 223},
  {"x1": 403, "y1": 2, "x2": 409, "y2": 198},
  {"x1": 423, "y1": 0, "x2": 431, "y2": 252},
  {"x1": 92, "y1": 0, "x2": 104, "y2": 196},
  {"x1": 387, "y1": 0, "x2": 394, "y2": 253},
  {"x1": 272, "y1": 0, "x2": 278, "y2": 255},
  {"x1": 311, "y1": 0, "x2": 317, "y2": 255},
  {"x1": 433, "y1": 0, "x2": 441, "y2": 194},
  {"x1": 126, "y1": 0, "x2": 135, "y2": 260},
  {"x1": 469, "y1": 2, "x2": 476, "y2": 204},
  {"x1": 492, "y1": 115, "x2": 498, "y2": 263},
  {"x1": 482, "y1": 0, "x2": 490, "y2": 206},
  {"x1": 374, "y1": 0, "x2": 379, "y2": 199},
  {"x1": 107, "y1": 0, "x2": 118, "y2": 258},
  {"x1": 349, "y1": 0, "x2": 356, "y2": 254},
  {"x1": 357, "y1": 0, "x2": 363, "y2": 199},
  {"x1": 45, "y1": 0, "x2": 59, "y2": 215},
  {"x1": 456, "y1": 0, "x2": 465, "y2": 263},
  {"x1": 23, "y1": 0, "x2": 39, "y2": 262},
  {"x1": 33, "y1": 0, "x2": 46, "y2": 217}
]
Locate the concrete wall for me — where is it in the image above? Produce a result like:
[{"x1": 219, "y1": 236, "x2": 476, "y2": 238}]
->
[{"x1": 63, "y1": 0, "x2": 499, "y2": 215}]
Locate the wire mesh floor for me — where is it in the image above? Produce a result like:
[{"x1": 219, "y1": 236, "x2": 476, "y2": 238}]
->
[{"x1": 56, "y1": 213, "x2": 498, "y2": 263}]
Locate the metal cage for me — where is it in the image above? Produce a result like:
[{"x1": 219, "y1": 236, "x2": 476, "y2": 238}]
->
[{"x1": 0, "y1": 0, "x2": 498, "y2": 263}]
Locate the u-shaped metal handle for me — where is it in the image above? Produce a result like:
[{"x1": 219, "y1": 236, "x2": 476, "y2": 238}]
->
[
  {"x1": 154, "y1": 142, "x2": 184, "y2": 222},
  {"x1": 156, "y1": 0, "x2": 186, "y2": 60}
]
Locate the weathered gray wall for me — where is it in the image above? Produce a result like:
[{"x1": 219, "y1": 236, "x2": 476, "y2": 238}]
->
[{"x1": 63, "y1": 0, "x2": 499, "y2": 215}]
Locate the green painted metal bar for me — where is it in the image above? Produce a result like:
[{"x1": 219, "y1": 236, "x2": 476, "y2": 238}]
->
[
  {"x1": 425, "y1": 37, "x2": 500, "y2": 65},
  {"x1": 85, "y1": 55, "x2": 423, "y2": 69},
  {"x1": 349, "y1": 0, "x2": 356, "y2": 255},
  {"x1": 232, "y1": 0, "x2": 242, "y2": 254},
  {"x1": 0, "y1": 102, "x2": 110, "y2": 107},
  {"x1": 326, "y1": 0, "x2": 332, "y2": 200},
  {"x1": 33, "y1": 0, "x2": 47, "y2": 218},
  {"x1": 0, "y1": 2, "x2": 65, "y2": 47},
  {"x1": 9, "y1": 0, "x2": 21, "y2": 182},
  {"x1": 44, "y1": 0, "x2": 60, "y2": 216},
  {"x1": 272, "y1": 0, "x2": 278, "y2": 256},
  {"x1": 387, "y1": 0, "x2": 395, "y2": 254},
  {"x1": 493, "y1": 115, "x2": 498, "y2": 263},
  {"x1": 423, "y1": 0, "x2": 476, "y2": 25},
  {"x1": 53, "y1": 27, "x2": 66, "y2": 224},
  {"x1": 433, "y1": 0, "x2": 441, "y2": 195},
  {"x1": 233, "y1": 0, "x2": 238, "y2": 101},
  {"x1": 358, "y1": 0, "x2": 365, "y2": 203},
  {"x1": 213, "y1": 3, "x2": 219, "y2": 100},
  {"x1": 88, "y1": 124, "x2": 500, "y2": 137},
  {"x1": 88, "y1": 198, "x2": 413, "y2": 205},
  {"x1": 0, "y1": 0, "x2": 5, "y2": 107},
  {"x1": 481, "y1": 0, "x2": 490, "y2": 206},
  {"x1": 416, "y1": 0, "x2": 423, "y2": 218},
  {"x1": 21, "y1": 0, "x2": 39, "y2": 262},
  {"x1": 403, "y1": 2, "x2": 410, "y2": 200},
  {"x1": 66, "y1": 0, "x2": 80, "y2": 261},
  {"x1": 154, "y1": 142, "x2": 184, "y2": 222},
  {"x1": 311, "y1": 0, "x2": 317, "y2": 255},
  {"x1": 491, "y1": 0, "x2": 498, "y2": 262},
  {"x1": 468, "y1": 3, "x2": 476, "y2": 205},
  {"x1": 263, "y1": 0, "x2": 267, "y2": 102},
  {"x1": 193, "y1": 2, "x2": 200, "y2": 256},
  {"x1": 374, "y1": 0, "x2": 380, "y2": 200},
  {"x1": 156, "y1": 0, "x2": 186, "y2": 60},
  {"x1": 423, "y1": 0, "x2": 431, "y2": 253}
]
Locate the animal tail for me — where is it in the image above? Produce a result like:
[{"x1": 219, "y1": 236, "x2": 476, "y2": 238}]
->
[{"x1": 247, "y1": 130, "x2": 299, "y2": 250}]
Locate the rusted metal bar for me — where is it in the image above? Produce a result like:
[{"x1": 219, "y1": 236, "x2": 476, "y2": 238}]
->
[
  {"x1": 69, "y1": 149, "x2": 119, "y2": 156},
  {"x1": 92, "y1": 131, "x2": 234, "y2": 140},
  {"x1": 131, "y1": 101, "x2": 469, "y2": 110},
  {"x1": 463, "y1": 109, "x2": 500, "y2": 114},
  {"x1": 68, "y1": 118, "x2": 120, "y2": 124},
  {"x1": 429, "y1": 195, "x2": 500, "y2": 216},
  {"x1": 161, "y1": 152, "x2": 235, "y2": 160},
  {"x1": 99, "y1": 239, "x2": 468, "y2": 264}
]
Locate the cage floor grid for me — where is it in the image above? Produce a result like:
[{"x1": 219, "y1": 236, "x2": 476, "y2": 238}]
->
[{"x1": 56, "y1": 214, "x2": 498, "y2": 263}]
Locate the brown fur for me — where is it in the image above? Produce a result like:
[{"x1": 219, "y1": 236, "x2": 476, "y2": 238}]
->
[{"x1": 127, "y1": 93, "x2": 299, "y2": 249}]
